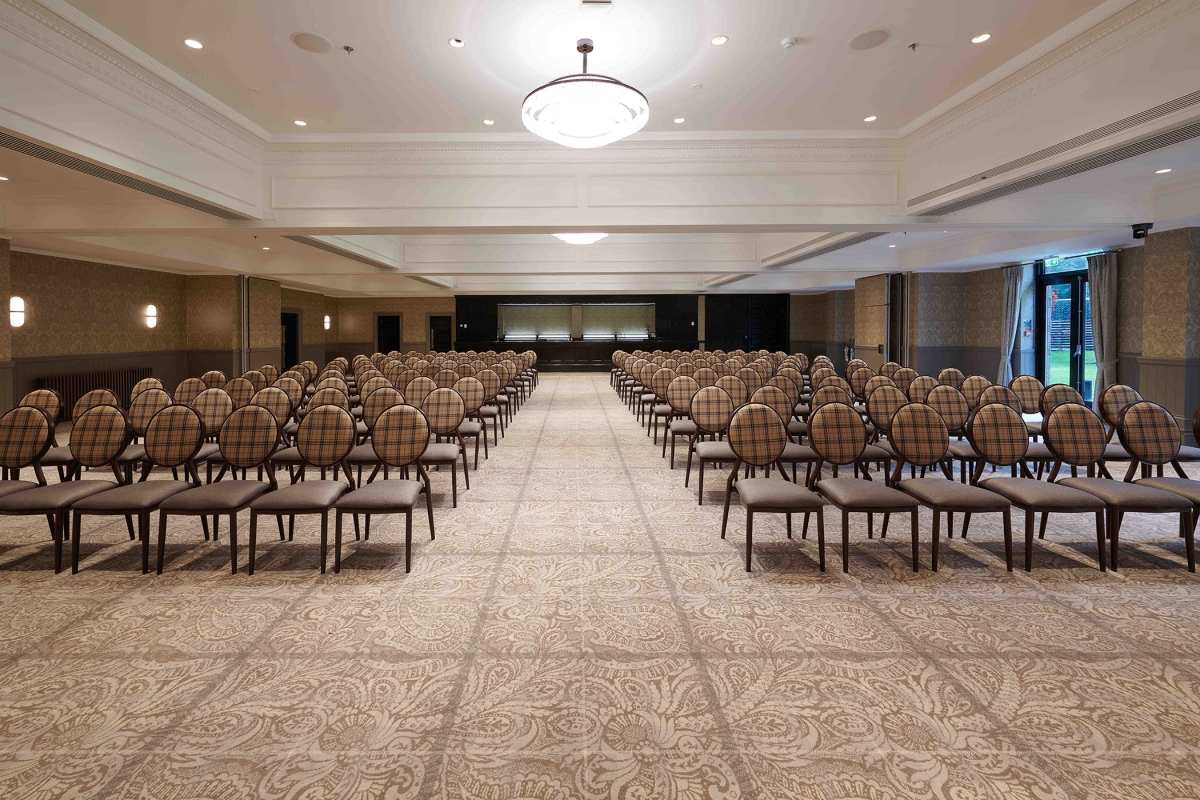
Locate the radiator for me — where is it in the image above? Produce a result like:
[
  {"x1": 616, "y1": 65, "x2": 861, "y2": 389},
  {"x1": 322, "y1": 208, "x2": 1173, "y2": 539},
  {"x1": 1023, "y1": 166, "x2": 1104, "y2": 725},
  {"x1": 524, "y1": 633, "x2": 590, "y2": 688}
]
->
[{"x1": 35, "y1": 368, "x2": 153, "y2": 418}]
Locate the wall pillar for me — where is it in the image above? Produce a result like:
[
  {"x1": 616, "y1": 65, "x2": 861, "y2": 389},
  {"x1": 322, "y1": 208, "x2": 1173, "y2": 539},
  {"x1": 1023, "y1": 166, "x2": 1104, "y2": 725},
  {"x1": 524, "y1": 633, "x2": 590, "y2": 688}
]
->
[
  {"x1": 1139, "y1": 228, "x2": 1200, "y2": 442},
  {"x1": 0, "y1": 239, "x2": 13, "y2": 413}
]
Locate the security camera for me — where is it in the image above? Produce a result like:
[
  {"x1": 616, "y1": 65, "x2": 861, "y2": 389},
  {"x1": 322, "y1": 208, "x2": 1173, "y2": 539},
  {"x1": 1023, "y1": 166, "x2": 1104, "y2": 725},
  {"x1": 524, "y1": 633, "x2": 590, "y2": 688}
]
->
[{"x1": 1132, "y1": 223, "x2": 1153, "y2": 240}]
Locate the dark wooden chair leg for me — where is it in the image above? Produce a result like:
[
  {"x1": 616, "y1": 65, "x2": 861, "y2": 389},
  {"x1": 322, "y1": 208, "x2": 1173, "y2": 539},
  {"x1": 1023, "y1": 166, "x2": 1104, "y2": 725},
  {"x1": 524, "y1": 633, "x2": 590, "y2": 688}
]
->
[
  {"x1": 249, "y1": 512, "x2": 258, "y2": 575},
  {"x1": 931, "y1": 510, "x2": 940, "y2": 572},
  {"x1": 745, "y1": 511, "x2": 753, "y2": 572},
  {"x1": 229, "y1": 512, "x2": 238, "y2": 574},
  {"x1": 334, "y1": 511, "x2": 343, "y2": 574},
  {"x1": 910, "y1": 509, "x2": 919, "y2": 572},
  {"x1": 842, "y1": 508, "x2": 850, "y2": 573},
  {"x1": 320, "y1": 511, "x2": 329, "y2": 574},
  {"x1": 157, "y1": 512, "x2": 168, "y2": 575},
  {"x1": 406, "y1": 510, "x2": 413, "y2": 573},
  {"x1": 816, "y1": 510, "x2": 825, "y2": 572},
  {"x1": 1002, "y1": 508, "x2": 1013, "y2": 572},
  {"x1": 1025, "y1": 509, "x2": 1034, "y2": 572},
  {"x1": 1094, "y1": 511, "x2": 1107, "y2": 572}
]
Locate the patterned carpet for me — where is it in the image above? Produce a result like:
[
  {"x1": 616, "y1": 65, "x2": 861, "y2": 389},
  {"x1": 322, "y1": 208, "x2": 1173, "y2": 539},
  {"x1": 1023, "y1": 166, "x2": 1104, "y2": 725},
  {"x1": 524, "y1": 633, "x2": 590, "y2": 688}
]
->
[{"x1": 1, "y1": 372, "x2": 1199, "y2": 799}]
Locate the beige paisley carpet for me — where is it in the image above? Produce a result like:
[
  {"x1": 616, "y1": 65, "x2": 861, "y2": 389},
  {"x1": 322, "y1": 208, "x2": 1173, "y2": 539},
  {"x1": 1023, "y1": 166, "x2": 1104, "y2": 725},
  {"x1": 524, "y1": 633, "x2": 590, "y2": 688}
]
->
[{"x1": 1, "y1": 373, "x2": 1199, "y2": 799}]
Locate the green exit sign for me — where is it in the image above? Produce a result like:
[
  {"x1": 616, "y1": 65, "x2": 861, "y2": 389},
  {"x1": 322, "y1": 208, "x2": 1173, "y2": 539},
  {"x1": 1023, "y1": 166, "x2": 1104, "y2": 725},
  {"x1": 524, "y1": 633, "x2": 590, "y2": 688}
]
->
[{"x1": 1045, "y1": 257, "x2": 1060, "y2": 267}]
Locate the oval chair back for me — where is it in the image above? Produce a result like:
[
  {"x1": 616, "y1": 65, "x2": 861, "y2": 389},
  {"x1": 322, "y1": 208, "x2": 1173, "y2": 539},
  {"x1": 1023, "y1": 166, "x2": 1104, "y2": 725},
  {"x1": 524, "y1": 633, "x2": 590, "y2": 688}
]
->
[
  {"x1": 880, "y1": 361, "x2": 901, "y2": 379},
  {"x1": 296, "y1": 405, "x2": 357, "y2": 479},
  {"x1": 452, "y1": 378, "x2": 485, "y2": 417},
  {"x1": 808, "y1": 402, "x2": 867, "y2": 470},
  {"x1": 1098, "y1": 384, "x2": 1143, "y2": 432},
  {"x1": 907, "y1": 375, "x2": 937, "y2": 403},
  {"x1": 423, "y1": 388, "x2": 466, "y2": 437},
  {"x1": 251, "y1": 387, "x2": 292, "y2": 427},
  {"x1": 19, "y1": 389, "x2": 64, "y2": 424},
  {"x1": 691, "y1": 386, "x2": 734, "y2": 435},
  {"x1": 224, "y1": 377, "x2": 256, "y2": 409},
  {"x1": 130, "y1": 377, "x2": 164, "y2": 404},
  {"x1": 308, "y1": 387, "x2": 350, "y2": 412},
  {"x1": 128, "y1": 388, "x2": 172, "y2": 437},
  {"x1": 865, "y1": 385, "x2": 907, "y2": 435},
  {"x1": 978, "y1": 385, "x2": 1022, "y2": 413},
  {"x1": 1040, "y1": 383, "x2": 1084, "y2": 418},
  {"x1": 272, "y1": 377, "x2": 304, "y2": 411},
  {"x1": 1009, "y1": 375, "x2": 1045, "y2": 415},
  {"x1": 728, "y1": 403, "x2": 789, "y2": 469},
  {"x1": 937, "y1": 368, "x2": 966, "y2": 390},
  {"x1": 925, "y1": 385, "x2": 969, "y2": 436},
  {"x1": 767, "y1": 375, "x2": 801, "y2": 406},
  {"x1": 893, "y1": 368, "x2": 918, "y2": 396},
  {"x1": 961, "y1": 375, "x2": 992, "y2": 410},
  {"x1": 372, "y1": 405, "x2": 431, "y2": 469},
  {"x1": 694, "y1": 367, "x2": 718, "y2": 388},
  {"x1": 848, "y1": 367, "x2": 876, "y2": 401},
  {"x1": 863, "y1": 375, "x2": 896, "y2": 400},
  {"x1": 965, "y1": 403, "x2": 1030, "y2": 480},
  {"x1": 0, "y1": 406, "x2": 55, "y2": 482},
  {"x1": 810, "y1": 385, "x2": 852, "y2": 412},
  {"x1": 69, "y1": 404, "x2": 131, "y2": 480},
  {"x1": 715, "y1": 375, "x2": 748, "y2": 409},
  {"x1": 405, "y1": 377, "x2": 437, "y2": 410},
  {"x1": 1044, "y1": 403, "x2": 1106, "y2": 475},
  {"x1": 73, "y1": 388, "x2": 120, "y2": 421},
  {"x1": 218, "y1": 404, "x2": 281, "y2": 485},
  {"x1": 258, "y1": 364, "x2": 280, "y2": 383},
  {"x1": 666, "y1": 376, "x2": 700, "y2": 416},
  {"x1": 888, "y1": 403, "x2": 950, "y2": 480},
  {"x1": 433, "y1": 369, "x2": 461, "y2": 388},
  {"x1": 143, "y1": 405, "x2": 204, "y2": 479},
  {"x1": 1117, "y1": 401, "x2": 1181, "y2": 477},
  {"x1": 200, "y1": 370, "x2": 227, "y2": 389},
  {"x1": 175, "y1": 378, "x2": 207, "y2": 406},
  {"x1": 241, "y1": 370, "x2": 268, "y2": 392},
  {"x1": 191, "y1": 388, "x2": 233, "y2": 437},
  {"x1": 362, "y1": 387, "x2": 403, "y2": 429},
  {"x1": 750, "y1": 385, "x2": 793, "y2": 430}
]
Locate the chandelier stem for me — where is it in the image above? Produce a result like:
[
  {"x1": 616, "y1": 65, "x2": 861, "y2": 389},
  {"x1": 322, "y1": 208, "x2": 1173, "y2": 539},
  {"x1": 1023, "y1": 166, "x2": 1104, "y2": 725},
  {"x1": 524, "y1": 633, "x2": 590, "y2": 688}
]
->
[{"x1": 582, "y1": 51, "x2": 588, "y2": 73}]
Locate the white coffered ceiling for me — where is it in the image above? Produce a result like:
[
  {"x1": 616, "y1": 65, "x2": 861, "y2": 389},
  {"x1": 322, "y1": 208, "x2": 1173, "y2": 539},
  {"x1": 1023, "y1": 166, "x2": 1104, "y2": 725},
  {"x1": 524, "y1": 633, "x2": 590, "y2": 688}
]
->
[{"x1": 0, "y1": 0, "x2": 1198, "y2": 296}]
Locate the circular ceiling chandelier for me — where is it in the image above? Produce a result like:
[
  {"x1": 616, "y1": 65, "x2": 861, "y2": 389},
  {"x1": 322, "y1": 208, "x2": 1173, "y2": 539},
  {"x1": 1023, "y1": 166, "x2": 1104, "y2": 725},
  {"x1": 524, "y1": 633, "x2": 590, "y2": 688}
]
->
[{"x1": 521, "y1": 39, "x2": 649, "y2": 149}]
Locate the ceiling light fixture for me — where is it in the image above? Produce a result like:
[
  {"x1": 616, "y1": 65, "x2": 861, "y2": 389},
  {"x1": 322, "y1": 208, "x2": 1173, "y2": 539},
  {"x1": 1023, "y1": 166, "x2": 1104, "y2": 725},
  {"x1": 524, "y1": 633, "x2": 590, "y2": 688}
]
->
[
  {"x1": 294, "y1": 120, "x2": 307, "y2": 126},
  {"x1": 448, "y1": 38, "x2": 465, "y2": 48},
  {"x1": 483, "y1": 119, "x2": 494, "y2": 125},
  {"x1": 184, "y1": 39, "x2": 203, "y2": 49},
  {"x1": 1156, "y1": 168, "x2": 1173, "y2": 174},
  {"x1": 889, "y1": 244, "x2": 896, "y2": 248},
  {"x1": 262, "y1": 247, "x2": 270, "y2": 250},
  {"x1": 711, "y1": 35, "x2": 729, "y2": 46},
  {"x1": 971, "y1": 33, "x2": 991, "y2": 44},
  {"x1": 863, "y1": 115, "x2": 877, "y2": 122},
  {"x1": 553, "y1": 233, "x2": 609, "y2": 245},
  {"x1": 521, "y1": 39, "x2": 649, "y2": 149},
  {"x1": 0, "y1": 176, "x2": 8, "y2": 181},
  {"x1": 674, "y1": 117, "x2": 685, "y2": 124}
]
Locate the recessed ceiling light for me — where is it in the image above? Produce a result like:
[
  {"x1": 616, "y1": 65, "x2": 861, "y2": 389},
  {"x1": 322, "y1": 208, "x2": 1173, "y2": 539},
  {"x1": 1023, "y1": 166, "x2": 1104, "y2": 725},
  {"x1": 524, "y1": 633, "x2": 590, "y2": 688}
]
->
[
  {"x1": 864, "y1": 115, "x2": 877, "y2": 122},
  {"x1": 674, "y1": 117, "x2": 686, "y2": 124},
  {"x1": 0, "y1": 176, "x2": 8, "y2": 181},
  {"x1": 553, "y1": 233, "x2": 608, "y2": 245},
  {"x1": 262, "y1": 247, "x2": 270, "y2": 250},
  {"x1": 691, "y1": 83, "x2": 703, "y2": 90},
  {"x1": 848, "y1": 30, "x2": 889, "y2": 51},
  {"x1": 448, "y1": 38, "x2": 464, "y2": 48},
  {"x1": 1156, "y1": 168, "x2": 1173, "y2": 174},
  {"x1": 184, "y1": 39, "x2": 203, "y2": 49},
  {"x1": 483, "y1": 119, "x2": 494, "y2": 125},
  {"x1": 294, "y1": 120, "x2": 307, "y2": 126},
  {"x1": 971, "y1": 33, "x2": 991, "y2": 44},
  {"x1": 711, "y1": 35, "x2": 728, "y2": 46},
  {"x1": 889, "y1": 244, "x2": 896, "y2": 248}
]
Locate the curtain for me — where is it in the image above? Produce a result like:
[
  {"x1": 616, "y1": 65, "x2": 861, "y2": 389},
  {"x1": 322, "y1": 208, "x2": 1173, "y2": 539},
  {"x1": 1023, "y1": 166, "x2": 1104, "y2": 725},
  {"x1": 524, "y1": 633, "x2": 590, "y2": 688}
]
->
[
  {"x1": 998, "y1": 265, "x2": 1023, "y2": 385},
  {"x1": 1088, "y1": 251, "x2": 1118, "y2": 406}
]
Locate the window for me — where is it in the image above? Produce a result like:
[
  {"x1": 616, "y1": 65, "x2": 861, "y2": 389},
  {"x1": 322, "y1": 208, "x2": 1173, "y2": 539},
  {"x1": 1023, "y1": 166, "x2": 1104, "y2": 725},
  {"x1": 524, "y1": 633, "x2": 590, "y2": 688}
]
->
[{"x1": 1035, "y1": 256, "x2": 1096, "y2": 402}]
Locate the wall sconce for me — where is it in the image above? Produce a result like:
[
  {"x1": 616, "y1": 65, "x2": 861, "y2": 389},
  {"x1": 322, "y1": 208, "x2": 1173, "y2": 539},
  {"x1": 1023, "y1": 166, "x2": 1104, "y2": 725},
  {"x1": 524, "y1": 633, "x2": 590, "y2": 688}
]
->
[
  {"x1": 145, "y1": 304, "x2": 158, "y2": 328},
  {"x1": 323, "y1": 315, "x2": 331, "y2": 330},
  {"x1": 9, "y1": 297, "x2": 24, "y2": 327}
]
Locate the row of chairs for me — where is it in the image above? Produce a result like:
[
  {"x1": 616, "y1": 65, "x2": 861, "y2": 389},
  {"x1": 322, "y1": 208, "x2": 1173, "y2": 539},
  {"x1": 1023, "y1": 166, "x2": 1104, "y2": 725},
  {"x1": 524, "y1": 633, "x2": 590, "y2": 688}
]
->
[
  {"x1": 0, "y1": 350, "x2": 538, "y2": 576},
  {"x1": 612, "y1": 350, "x2": 1200, "y2": 576}
]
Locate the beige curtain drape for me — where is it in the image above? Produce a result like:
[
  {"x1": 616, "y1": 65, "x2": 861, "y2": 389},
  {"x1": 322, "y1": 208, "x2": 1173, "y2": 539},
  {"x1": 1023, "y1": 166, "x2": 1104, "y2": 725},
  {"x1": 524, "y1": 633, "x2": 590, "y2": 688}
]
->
[
  {"x1": 998, "y1": 265, "x2": 1023, "y2": 385},
  {"x1": 1087, "y1": 251, "x2": 1118, "y2": 406}
]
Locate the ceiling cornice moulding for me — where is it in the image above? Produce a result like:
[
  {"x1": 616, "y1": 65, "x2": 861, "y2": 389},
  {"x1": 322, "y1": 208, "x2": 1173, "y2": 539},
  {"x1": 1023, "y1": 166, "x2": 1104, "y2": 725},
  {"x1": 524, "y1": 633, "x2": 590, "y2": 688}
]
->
[{"x1": 2, "y1": 0, "x2": 270, "y2": 155}]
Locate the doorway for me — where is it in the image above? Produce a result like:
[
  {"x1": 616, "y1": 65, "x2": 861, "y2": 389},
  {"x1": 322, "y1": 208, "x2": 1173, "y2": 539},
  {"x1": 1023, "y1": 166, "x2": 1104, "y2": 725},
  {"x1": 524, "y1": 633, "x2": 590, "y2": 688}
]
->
[
  {"x1": 429, "y1": 315, "x2": 452, "y2": 351},
  {"x1": 1036, "y1": 256, "x2": 1096, "y2": 402},
  {"x1": 281, "y1": 312, "x2": 299, "y2": 369},
  {"x1": 377, "y1": 315, "x2": 400, "y2": 353}
]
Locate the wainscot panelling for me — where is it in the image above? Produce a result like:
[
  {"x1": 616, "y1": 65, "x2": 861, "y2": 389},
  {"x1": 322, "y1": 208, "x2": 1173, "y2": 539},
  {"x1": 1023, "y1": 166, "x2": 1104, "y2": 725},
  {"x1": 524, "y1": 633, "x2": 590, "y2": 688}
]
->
[
  {"x1": 249, "y1": 348, "x2": 283, "y2": 372},
  {"x1": 912, "y1": 346, "x2": 965, "y2": 377},
  {"x1": 1117, "y1": 352, "x2": 1142, "y2": 391},
  {"x1": 963, "y1": 347, "x2": 1001, "y2": 381},
  {"x1": 1138, "y1": 356, "x2": 1200, "y2": 444},
  {"x1": 0, "y1": 362, "x2": 14, "y2": 415},
  {"x1": 186, "y1": 351, "x2": 241, "y2": 383},
  {"x1": 15, "y1": 350, "x2": 190, "y2": 404}
]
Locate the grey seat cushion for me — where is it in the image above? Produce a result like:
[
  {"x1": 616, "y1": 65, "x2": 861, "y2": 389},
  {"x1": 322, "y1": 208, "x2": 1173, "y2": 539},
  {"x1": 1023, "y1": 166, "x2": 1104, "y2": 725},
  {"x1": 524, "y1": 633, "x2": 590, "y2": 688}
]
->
[
  {"x1": 345, "y1": 443, "x2": 380, "y2": 465},
  {"x1": 898, "y1": 479, "x2": 1011, "y2": 510},
  {"x1": 1175, "y1": 445, "x2": 1200, "y2": 462},
  {"x1": 335, "y1": 480, "x2": 423, "y2": 512},
  {"x1": 816, "y1": 477, "x2": 919, "y2": 509},
  {"x1": 250, "y1": 481, "x2": 348, "y2": 513},
  {"x1": 478, "y1": 406, "x2": 500, "y2": 418},
  {"x1": 41, "y1": 445, "x2": 75, "y2": 466},
  {"x1": 459, "y1": 421, "x2": 483, "y2": 436},
  {"x1": 794, "y1": 404, "x2": 810, "y2": 417},
  {"x1": 0, "y1": 480, "x2": 38, "y2": 499},
  {"x1": 736, "y1": 478, "x2": 824, "y2": 511},
  {"x1": 283, "y1": 420, "x2": 299, "y2": 435},
  {"x1": 781, "y1": 443, "x2": 818, "y2": 463},
  {"x1": 72, "y1": 481, "x2": 192, "y2": 512},
  {"x1": 0, "y1": 480, "x2": 117, "y2": 512},
  {"x1": 1026, "y1": 420, "x2": 1043, "y2": 436},
  {"x1": 1058, "y1": 477, "x2": 1192, "y2": 510},
  {"x1": 788, "y1": 420, "x2": 807, "y2": 436},
  {"x1": 198, "y1": 442, "x2": 222, "y2": 463},
  {"x1": 117, "y1": 443, "x2": 148, "y2": 464},
  {"x1": 272, "y1": 447, "x2": 304, "y2": 465},
  {"x1": 1101, "y1": 443, "x2": 1131, "y2": 461},
  {"x1": 1136, "y1": 477, "x2": 1200, "y2": 504},
  {"x1": 653, "y1": 404, "x2": 672, "y2": 416},
  {"x1": 873, "y1": 439, "x2": 898, "y2": 458},
  {"x1": 159, "y1": 480, "x2": 271, "y2": 513},
  {"x1": 979, "y1": 477, "x2": 1104, "y2": 510},
  {"x1": 669, "y1": 420, "x2": 697, "y2": 436},
  {"x1": 695, "y1": 441, "x2": 734, "y2": 461},
  {"x1": 1024, "y1": 442, "x2": 1055, "y2": 461},
  {"x1": 356, "y1": 421, "x2": 369, "y2": 436},
  {"x1": 421, "y1": 443, "x2": 461, "y2": 463},
  {"x1": 946, "y1": 440, "x2": 978, "y2": 459},
  {"x1": 862, "y1": 444, "x2": 892, "y2": 462}
]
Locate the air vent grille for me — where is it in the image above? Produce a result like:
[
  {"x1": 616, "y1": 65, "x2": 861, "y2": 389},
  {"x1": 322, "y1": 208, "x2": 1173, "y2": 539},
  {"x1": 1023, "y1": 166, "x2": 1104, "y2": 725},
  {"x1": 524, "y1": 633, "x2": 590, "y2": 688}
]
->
[
  {"x1": 0, "y1": 131, "x2": 251, "y2": 221},
  {"x1": 282, "y1": 236, "x2": 394, "y2": 269}
]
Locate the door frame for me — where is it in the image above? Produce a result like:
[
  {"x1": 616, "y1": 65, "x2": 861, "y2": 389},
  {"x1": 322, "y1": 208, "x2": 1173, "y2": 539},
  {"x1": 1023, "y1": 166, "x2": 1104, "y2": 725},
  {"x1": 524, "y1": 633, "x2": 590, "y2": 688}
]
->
[
  {"x1": 280, "y1": 307, "x2": 302, "y2": 369},
  {"x1": 374, "y1": 312, "x2": 403, "y2": 355},
  {"x1": 425, "y1": 311, "x2": 455, "y2": 351},
  {"x1": 1035, "y1": 262, "x2": 1090, "y2": 397}
]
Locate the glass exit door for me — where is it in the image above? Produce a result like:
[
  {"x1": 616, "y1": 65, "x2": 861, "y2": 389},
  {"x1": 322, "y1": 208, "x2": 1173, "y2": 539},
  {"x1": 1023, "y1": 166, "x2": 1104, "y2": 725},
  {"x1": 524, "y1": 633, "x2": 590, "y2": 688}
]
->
[{"x1": 1036, "y1": 258, "x2": 1095, "y2": 402}]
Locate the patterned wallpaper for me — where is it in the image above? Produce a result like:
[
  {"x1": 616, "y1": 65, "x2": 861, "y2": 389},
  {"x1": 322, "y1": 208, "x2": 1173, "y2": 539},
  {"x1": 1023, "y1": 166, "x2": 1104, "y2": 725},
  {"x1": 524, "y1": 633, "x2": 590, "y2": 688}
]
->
[
  {"x1": 831, "y1": 290, "x2": 855, "y2": 341},
  {"x1": 248, "y1": 278, "x2": 281, "y2": 349},
  {"x1": 791, "y1": 290, "x2": 854, "y2": 343},
  {"x1": 12, "y1": 252, "x2": 187, "y2": 358},
  {"x1": 499, "y1": 305, "x2": 571, "y2": 337},
  {"x1": 337, "y1": 297, "x2": 456, "y2": 346},
  {"x1": 964, "y1": 268, "x2": 1004, "y2": 349},
  {"x1": 186, "y1": 275, "x2": 240, "y2": 351},
  {"x1": 855, "y1": 275, "x2": 887, "y2": 349},
  {"x1": 913, "y1": 272, "x2": 965, "y2": 348},
  {"x1": 1117, "y1": 247, "x2": 1143, "y2": 355},
  {"x1": 0, "y1": 239, "x2": 10, "y2": 362},
  {"x1": 281, "y1": 288, "x2": 329, "y2": 347},
  {"x1": 1142, "y1": 228, "x2": 1200, "y2": 359}
]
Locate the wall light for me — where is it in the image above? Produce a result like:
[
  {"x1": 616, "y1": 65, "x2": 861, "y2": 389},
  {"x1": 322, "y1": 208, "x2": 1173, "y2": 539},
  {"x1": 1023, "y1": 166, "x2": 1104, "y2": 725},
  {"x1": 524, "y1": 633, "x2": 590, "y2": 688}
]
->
[
  {"x1": 145, "y1": 304, "x2": 158, "y2": 328},
  {"x1": 324, "y1": 315, "x2": 331, "y2": 330},
  {"x1": 9, "y1": 297, "x2": 24, "y2": 327}
]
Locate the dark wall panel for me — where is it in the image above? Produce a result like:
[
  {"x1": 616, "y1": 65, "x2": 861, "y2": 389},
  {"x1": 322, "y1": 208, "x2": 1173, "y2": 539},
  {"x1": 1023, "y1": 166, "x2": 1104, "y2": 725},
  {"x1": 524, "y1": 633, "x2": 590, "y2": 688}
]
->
[
  {"x1": 454, "y1": 295, "x2": 699, "y2": 347},
  {"x1": 706, "y1": 295, "x2": 789, "y2": 352}
]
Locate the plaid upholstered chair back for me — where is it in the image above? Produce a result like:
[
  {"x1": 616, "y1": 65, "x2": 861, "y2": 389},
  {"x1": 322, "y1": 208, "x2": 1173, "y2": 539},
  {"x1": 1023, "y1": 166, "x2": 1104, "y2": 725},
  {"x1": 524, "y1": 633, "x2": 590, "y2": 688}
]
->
[
  {"x1": 476, "y1": 370, "x2": 502, "y2": 402},
  {"x1": 404, "y1": 377, "x2": 437, "y2": 410},
  {"x1": 880, "y1": 361, "x2": 901, "y2": 380},
  {"x1": 777, "y1": 366, "x2": 804, "y2": 389},
  {"x1": 144, "y1": 405, "x2": 205, "y2": 468},
  {"x1": 191, "y1": 388, "x2": 233, "y2": 434},
  {"x1": 423, "y1": 388, "x2": 465, "y2": 435},
  {"x1": 791, "y1": 353, "x2": 810, "y2": 373},
  {"x1": 728, "y1": 403, "x2": 788, "y2": 467},
  {"x1": 69, "y1": 405, "x2": 131, "y2": 469},
  {"x1": 1009, "y1": 375, "x2": 1044, "y2": 415},
  {"x1": 961, "y1": 375, "x2": 992, "y2": 409},
  {"x1": 750, "y1": 385, "x2": 793, "y2": 428},
  {"x1": 817, "y1": 375, "x2": 853, "y2": 396},
  {"x1": 0, "y1": 406, "x2": 55, "y2": 472},
  {"x1": 890, "y1": 403, "x2": 950, "y2": 467},
  {"x1": 1044, "y1": 403, "x2": 1106, "y2": 467},
  {"x1": 978, "y1": 385, "x2": 1022, "y2": 412},
  {"x1": 493, "y1": 363, "x2": 513, "y2": 385},
  {"x1": 452, "y1": 378, "x2": 485, "y2": 416},
  {"x1": 733, "y1": 367, "x2": 760, "y2": 392},
  {"x1": 258, "y1": 364, "x2": 280, "y2": 383},
  {"x1": 433, "y1": 369, "x2": 461, "y2": 388},
  {"x1": 639, "y1": 363, "x2": 659, "y2": 386},
  {"x1": 863, "y1": 374, "x2": 896, "y2": 400},
  {"x1": 130, "y1": 377, "x2": 164, "y2": 404},
  {"x1": 691, "y1": 386, "x2": 735, "y2": 434},
  {"x1": 315, "y1": 376, "x2": 349, "y2": 395},
  {"x1": 811, "y1": 385, "x2": 852, "y2": 412},
  {"x1": 810, "y1": 366, "x2": 835, "y2": 389},
  {"x1": 715, "y1": 375, "x2": 748, "y2": 408},
  {"x1": 965, "y1": 403, "x2": 1030, "y2": 467},
  {"x1": 241, "y1": 370, "x2": 268, "y2": 392},
  {"x1": 907, "y1": 375, "x2": 938, "y2": 404},
  {"x1": 1098, "y1": 384, "x2": 1143, "y2": 429},
  {"x1": 1040, "y1": 383, "x2": 1084, "y2": 418},
  {"x1": 200, "y1": 370, "x2": 227, "y2": 389},
  {"x1": 767, "y1": 375, "x2": 801, "y2": 406},
  {"x1": 675, "y1": 362, "x2": 697, "y2": 378},
  {"x1": 219, "y1": 405, "x2": 282, "y2": 471},
  {"x1": 845, "y1": 358, "x2": 868, "y2": 380},
  {"x1": 693, "y1": 367, "x2": 718, "y2": 388},
  {"x1": 372, "y1": 405, "x2": 430, "y2": 468},
  {"x1": 19, "y1": 389, "x2": 64, "y2": 424},
  {"x1": 296, "y1": 405, "x2": 356, "y2": 469},
  {"x1": 272, "y1": 377, "x2": 304, "y2": 410},
  {"x1": 224, "y1": 377, "x2": 256, "y2": 410},
  {"x1": 309, "y1": 387, "x2": 350, "y2": 412},
  {"x1": 808, "y1": 403, "x2": 867, "y2": 466},
  {"x1": 848, "y1": 367, "x2": 876, "y2": 400},
  {"x1": 73, "y1": 389, "x2": 120, "y2": 421},
  {"x1": 865, "y1": 385, "x2": 907, "y2": 433},
  {"x1": 251, "y1": 387, "x2": 292, "y2": 425},
  {"x1": 174, "y1": 378, "x2": 207, "y2": 406},
  {"x1": 666, "y1": 376, "x2": 700, "y2": 415},
  {"x1": 936, "y1": 368, "x2": 966, "y2": 390},
  {"x1": 893, "y1": 368, "x2": 918, "y2": 395},
  {"x1": 128, "y1": 388, "x2": 172, "y2": 437},
  {"x1": 650, "y1": 368, "x2": 677, "y2": 398},
  {"x1": 926, "y1": 385, "x2": 969, "y2": 434},
  {"x1": 457, "y1": 363, "x2": 476, "y2": 378},
  {"x1": 362, "y1": 387, "x2": 403, "y2": 428},
  {"x1": 1118, "y1": 401, "x2": 1181, "y2": 466},
  {"x1": 279, "y1": 369, "x2": 307, "y2": 389},
  {"x1": 359, "y1": 376, "x2": 392, "y2": 404},
  {"x1": 711, "y1": 361, "x2": 731, "y2": 379}
]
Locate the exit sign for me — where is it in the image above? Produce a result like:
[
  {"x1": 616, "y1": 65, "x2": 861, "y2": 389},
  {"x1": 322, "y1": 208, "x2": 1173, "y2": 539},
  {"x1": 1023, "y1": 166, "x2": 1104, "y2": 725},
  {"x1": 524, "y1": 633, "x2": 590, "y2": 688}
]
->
[{"x1": 1045, "y1": 257, "x2": 1060, "y2": 267}]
